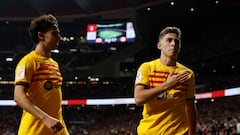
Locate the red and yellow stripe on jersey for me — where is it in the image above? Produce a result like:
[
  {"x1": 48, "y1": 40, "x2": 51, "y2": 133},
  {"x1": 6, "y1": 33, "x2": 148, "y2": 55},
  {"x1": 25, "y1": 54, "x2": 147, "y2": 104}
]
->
[
  {"x1": 135, "y1": 59, "x2": 195, "y2": 135},
  {"x1": 14, "y1": 51, "x2": 69, "y2": 135}
]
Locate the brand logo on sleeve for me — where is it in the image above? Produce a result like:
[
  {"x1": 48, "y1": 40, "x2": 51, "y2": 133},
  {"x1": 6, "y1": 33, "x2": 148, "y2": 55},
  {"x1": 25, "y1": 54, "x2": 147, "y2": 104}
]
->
[
  {"x1": 135, "y1": 71, "x2": 142, "y2": 83},
  {"x1": 16, "y1": 66, "x2": 25, "y2": 80}
]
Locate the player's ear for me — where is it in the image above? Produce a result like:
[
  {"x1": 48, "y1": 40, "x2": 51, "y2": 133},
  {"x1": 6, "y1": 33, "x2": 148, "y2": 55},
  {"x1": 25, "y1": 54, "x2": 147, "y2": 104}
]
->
[
  {"x1": 38, "y1": 32, "x2": 44, "y2": 39},
  {"x1": 157, "y1": 41, "x2": 161, "y2": 50}
]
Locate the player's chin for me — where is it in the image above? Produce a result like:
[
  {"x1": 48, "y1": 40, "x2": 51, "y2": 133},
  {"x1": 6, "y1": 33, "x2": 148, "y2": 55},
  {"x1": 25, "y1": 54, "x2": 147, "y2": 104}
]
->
[
  {"x1": 54, "y1": 43, "x2": 59, "y2": 48},
  {"x1": 168, "y1": 52, "x2": 177, "y2": 56},
  {"x1": 50, "y1": 46, "x2": 58, "y2": 50}
]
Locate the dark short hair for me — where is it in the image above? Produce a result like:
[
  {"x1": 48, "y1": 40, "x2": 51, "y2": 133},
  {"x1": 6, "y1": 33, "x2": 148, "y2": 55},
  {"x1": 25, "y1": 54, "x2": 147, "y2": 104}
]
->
[
  {"x1": 158, "y1": 27, "x2": 181, "y2": 41},
  {"x1": 28, "y1": 14, "x2": 59, "y2": 44}
]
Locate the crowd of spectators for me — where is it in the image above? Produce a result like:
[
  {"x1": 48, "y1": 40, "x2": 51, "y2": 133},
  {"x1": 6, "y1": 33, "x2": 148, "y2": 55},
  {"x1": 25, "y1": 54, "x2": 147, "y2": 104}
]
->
[
  {"x1": 1, "y1": 95, "x2": 240, "y2": 135},
  {"x1": 196, "y1": 96, "x2": 240, "y2": 135},
  {"x1": 1, "y1": 74, "x2": 240, "y2": 135}
]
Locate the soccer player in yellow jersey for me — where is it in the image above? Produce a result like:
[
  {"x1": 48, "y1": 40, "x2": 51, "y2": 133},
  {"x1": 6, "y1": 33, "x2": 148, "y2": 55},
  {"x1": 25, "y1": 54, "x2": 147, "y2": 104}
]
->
[
  {"x1": 14, "y1": 14, "x2": 69, "y2": 135},
  {"x1": 134, "y1": 27, "x2": 197, "y2": 135}
]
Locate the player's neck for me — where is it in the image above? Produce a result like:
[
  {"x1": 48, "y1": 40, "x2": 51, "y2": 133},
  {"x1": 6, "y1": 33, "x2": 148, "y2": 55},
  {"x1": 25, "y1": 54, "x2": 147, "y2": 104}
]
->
[
  {"x1": 160, "y1": 56, "x2": 176, "y2": 66},
  {"x1": 35, "y1": 44, "x2": 51, "y2": 58}
]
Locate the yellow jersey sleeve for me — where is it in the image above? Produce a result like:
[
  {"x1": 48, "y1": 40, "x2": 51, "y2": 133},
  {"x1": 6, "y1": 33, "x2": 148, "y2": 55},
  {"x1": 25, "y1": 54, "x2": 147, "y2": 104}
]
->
[{"x1": 135, "y1": 63, "x2": 150, "y2": 87}]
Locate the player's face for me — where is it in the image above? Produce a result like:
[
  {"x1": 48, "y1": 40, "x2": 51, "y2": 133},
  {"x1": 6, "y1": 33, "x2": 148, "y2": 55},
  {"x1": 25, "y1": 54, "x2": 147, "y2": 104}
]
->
[
  {"x1": 42, "y1": 26, "x2": 61, "y2": 50},
  {"x1": 158, "y1": 33, "x2": 181, "y2": 58}
]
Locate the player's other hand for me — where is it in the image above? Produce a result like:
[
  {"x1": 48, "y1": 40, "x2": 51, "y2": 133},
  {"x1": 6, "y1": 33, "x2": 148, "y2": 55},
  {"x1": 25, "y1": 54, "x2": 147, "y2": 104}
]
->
[{"x1": 41, "y1": 116, "x2": 64, "y2": 134}]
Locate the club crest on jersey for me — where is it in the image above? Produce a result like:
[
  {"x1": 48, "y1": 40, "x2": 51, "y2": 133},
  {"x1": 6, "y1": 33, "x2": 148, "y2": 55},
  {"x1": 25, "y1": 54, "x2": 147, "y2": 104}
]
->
[{"x1": 44, "y1": 80, "x2": 53, "y2": 91}]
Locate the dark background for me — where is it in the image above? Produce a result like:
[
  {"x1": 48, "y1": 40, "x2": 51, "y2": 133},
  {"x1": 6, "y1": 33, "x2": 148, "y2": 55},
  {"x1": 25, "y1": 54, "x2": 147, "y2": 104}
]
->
[{"x1": 0, "y1": 0, "x2": 239, "y2": 92}]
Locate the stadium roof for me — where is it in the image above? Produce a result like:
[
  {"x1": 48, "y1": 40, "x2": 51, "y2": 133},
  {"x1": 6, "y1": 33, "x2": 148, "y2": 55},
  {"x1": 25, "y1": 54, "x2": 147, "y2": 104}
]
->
[
  {"x1": 0, "y1": 0, "x2": 239, "y2": 21},
  {"x1": 0, "y1": 0, "x2": 168, "y2": 20}
]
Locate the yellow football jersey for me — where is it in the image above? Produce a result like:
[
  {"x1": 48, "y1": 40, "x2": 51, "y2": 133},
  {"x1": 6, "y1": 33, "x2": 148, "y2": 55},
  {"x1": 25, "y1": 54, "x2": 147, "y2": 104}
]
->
[
  {"x1": 15, "y1": 51, "x2": 69, "y2": 135},
  {"x1": 135, "y1": 59, "x2": 195, "y2": 135}
]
